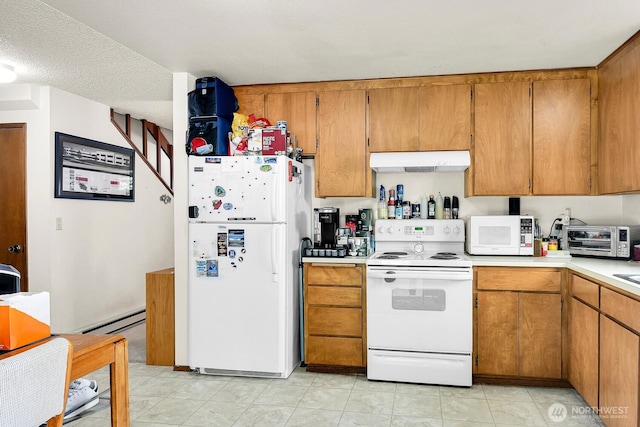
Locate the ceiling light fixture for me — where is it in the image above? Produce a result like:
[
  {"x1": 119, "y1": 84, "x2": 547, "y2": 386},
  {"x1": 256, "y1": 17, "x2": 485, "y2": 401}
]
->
[{"x1": 0, "y1": 63, "x2": 17, "y2": 83}]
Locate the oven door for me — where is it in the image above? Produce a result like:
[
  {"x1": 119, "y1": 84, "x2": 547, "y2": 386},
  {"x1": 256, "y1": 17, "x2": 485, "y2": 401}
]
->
[{"x1": 366, "y1": 265, "x2": 472, "y2": 354}]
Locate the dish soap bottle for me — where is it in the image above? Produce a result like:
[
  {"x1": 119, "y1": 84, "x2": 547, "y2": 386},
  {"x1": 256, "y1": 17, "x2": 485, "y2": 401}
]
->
[{"x1": 435, "y1": 192, "x2": 444, "y2": 219}]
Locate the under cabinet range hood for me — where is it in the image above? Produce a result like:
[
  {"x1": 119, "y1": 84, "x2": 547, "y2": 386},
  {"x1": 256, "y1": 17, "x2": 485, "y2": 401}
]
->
[{"x1": 370, "y1": 151, "x2": 471, "y2": 173}]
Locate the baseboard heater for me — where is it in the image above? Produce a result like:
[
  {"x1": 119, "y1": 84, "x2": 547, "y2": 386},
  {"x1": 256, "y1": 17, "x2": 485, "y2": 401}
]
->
[{"x1": 82, "y1": 309, "x2": 146, "y2": 335}]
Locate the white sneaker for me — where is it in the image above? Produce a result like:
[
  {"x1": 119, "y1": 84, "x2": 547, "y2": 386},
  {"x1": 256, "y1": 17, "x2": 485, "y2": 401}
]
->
[
  {"x1": 69, "y1": 378, "x2": 98, "y2": 392},
  {"x1": 64, "y1": 386, "x2": 99, "y2": 419}
]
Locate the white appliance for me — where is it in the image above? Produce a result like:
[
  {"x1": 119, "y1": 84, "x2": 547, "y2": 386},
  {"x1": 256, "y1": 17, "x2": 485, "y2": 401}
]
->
[
  {"x1": 187, "y1": 155, "x2": 310, "y2": 378},
  {"x1": 370, "y1": 150, "x2": 470, "y2": 173},
  {"x1": 467, "y1": 215, "x2": 535, "y2": 256},
  {"x1": 367, "y1": 219, "x2": 473, "y2": 387}
]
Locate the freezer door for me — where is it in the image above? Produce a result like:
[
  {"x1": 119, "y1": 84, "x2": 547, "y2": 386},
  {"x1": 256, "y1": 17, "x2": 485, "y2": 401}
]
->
[
  {"x1": 188, "y1": 222, "x2": 294, "y2": 375},
  {"x1": 189, "y1": 155, "x2": 300, "y2": 223}
]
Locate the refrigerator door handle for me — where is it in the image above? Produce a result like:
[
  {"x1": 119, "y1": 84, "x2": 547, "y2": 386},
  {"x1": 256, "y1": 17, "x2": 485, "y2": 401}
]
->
[
  {"x1": 270, "y1": 178, "x2": 278, "y2": 222},
  {"x1": 271, "y1": 227, "x2": 279, "y2": 282}
]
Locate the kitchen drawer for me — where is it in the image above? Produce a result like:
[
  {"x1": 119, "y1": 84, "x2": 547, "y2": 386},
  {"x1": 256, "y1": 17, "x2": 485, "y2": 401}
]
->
[
  {"x1": 476, "y1": 267, "x2": 561, "y2": 292},
  {"x1": 307, "y1": 307, "x2": 362, "y2": 336},
  {"x1": 307, "y1": 286, "x2": 362, "y2": 307},
  {"x1": 306, "y1": 264, "x2": 363, "y2": 287},
  {"x1": 601, "y1": 287, "x2": 640, "y2": 333},
  {"x1": 306, "y1": 336, "x2": 363, "y2": 366},
  {"x1": 571, "y1": 275, "x2": 599, "y2": 307}
]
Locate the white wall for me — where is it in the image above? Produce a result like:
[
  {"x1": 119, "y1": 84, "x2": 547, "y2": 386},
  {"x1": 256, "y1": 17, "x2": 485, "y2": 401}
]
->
[
  {"x1": 172, "y1": 72, "x2": 194, "y2": 367},
  {"x1": 307, "y1": 158, "x2": 631, "y2": 234},
  {"x1": 0, "y1": 84, "x2": 174, "y2": 333}
]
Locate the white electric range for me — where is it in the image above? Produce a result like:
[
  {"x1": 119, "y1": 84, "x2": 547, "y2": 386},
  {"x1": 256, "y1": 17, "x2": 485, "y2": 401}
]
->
[{"x1": 366, "y1": 219, "x2": 472, "y2": 387}]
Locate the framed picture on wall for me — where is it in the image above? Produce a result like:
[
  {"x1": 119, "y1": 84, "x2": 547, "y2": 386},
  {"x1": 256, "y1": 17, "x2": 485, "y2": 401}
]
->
[{"x1": 54, "y1": 132, "x2": 135, "y2": 201}]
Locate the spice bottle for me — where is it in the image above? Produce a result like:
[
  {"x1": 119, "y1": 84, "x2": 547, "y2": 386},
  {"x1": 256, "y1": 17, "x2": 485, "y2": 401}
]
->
[
  {"x1": 427, "y1": 195, "x2": 436, "y2": 219},
  {"x1": 387, "y1": 189, "x2": 396, "y2": 219},
  {"x1": 435, "y1": 192, "x2": 444, "y2": 219},
  {"x1": 378, "y1": 185, "x2": 387, "y2": 219},
  {"x1": 443, "y1": 196, "x2": 451, "y2": 219}
]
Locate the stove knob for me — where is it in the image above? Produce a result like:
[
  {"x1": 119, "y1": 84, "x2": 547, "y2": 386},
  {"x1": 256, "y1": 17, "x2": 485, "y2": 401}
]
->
[
  {"x1": 453, "y1": 226, "x2": 462, "y2": 235},
  {"x1": 377, "y1": 226, "x2": 385, "y2": 234},
  {"x1": 386, "y1": 226, "x2": 394, "y2": 234},
  {"x1": 443, "y1": 226, "x2": 451, "y2": 234},
  {"x1": 414, "y1": 243, "x2": 424, "y2": 253}
]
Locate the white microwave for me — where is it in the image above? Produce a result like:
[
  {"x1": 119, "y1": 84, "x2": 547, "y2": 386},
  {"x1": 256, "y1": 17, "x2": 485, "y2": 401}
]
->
[{"x1": 467, "y1": 215, "x2": 535, "y2": 256}]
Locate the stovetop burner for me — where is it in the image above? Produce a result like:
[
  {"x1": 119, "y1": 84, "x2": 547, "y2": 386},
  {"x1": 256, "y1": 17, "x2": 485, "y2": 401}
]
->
[
  {"x1": 375, "y1": 251, "x2": 409, "y2": 260},
  {"x1": 430, "y1": 252, "x2": 460, "y2": 260}
]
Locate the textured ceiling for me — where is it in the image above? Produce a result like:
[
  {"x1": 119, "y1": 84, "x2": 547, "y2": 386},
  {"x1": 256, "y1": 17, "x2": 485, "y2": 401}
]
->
[{"x1": 1, "y1": 0, "x2": 640, "y2": 130}]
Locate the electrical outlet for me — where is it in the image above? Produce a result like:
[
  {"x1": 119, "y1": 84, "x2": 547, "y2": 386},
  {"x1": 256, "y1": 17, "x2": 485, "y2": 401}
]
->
[
  {"x1": 563, "y1": 208, "x2": 571, "y2": 225},
  {"x1": 56, "y1": 217, "x2": 62, "y2": 230}
]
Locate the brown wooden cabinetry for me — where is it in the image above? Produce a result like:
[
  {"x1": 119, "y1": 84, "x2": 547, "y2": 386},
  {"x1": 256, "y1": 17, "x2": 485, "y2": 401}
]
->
[
  {"x1": 475, "y1": 267, "x2": 562, "y2": 380},
  {"x1": 470, "y1": 78, "x2": 592, "y2": 196},
  {"x1": 599, "y1": 315, "x2": 639, "y2": 427},
  {"x1": 303, "y1": 263, "x2": 366, "y2": 373},
  {"x1": 146, "y1": 268, "x2": 175, "y2": 366},
  {"x1": 368, "y1": 87, "x2": 419, "y2": 152},
  {"x1": 568, "y1": 272, "x2": 640, "y2": 426},
  {"x1": 472, "y1": 81, "x2": 531, "y2": 195},
  {"x1": 419, "y1": 84, "x2": 471, "y2": 151},
  {"x1": 598, "y1": 37, "x2": 640, "y2": 194},
  {"x1": 533, "y1": 79, "x2": 591, "y2": 195},
  {"x1": 316, "y1": 90, "x2": 372, "y2": 197},
  {"x1": 235, "y1": 93, "x2": 265, "y2": 117},
  {"x1": 266, "y1": 91, "x2": 317, "y2": 155}
]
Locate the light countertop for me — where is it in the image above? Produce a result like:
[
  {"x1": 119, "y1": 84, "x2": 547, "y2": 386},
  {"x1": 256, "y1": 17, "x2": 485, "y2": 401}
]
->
[
  {"x1": 469, "y1": 254, "x2": 640, "y2": 297},
  {"x1": 304, "y1": 254, "x2": 640, "y2": 297},
  {"x1": 302, "y1": 256, "x2": 368, "y2": 265}
]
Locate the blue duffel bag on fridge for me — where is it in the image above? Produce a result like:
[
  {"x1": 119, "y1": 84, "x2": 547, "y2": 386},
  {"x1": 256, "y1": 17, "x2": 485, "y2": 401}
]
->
[
  {"x1": 186, "y1": 116, "x2": 231, "y2": 156},
  {"x1": 188, "y1": 77, "x2": 238, "y2": 122}
]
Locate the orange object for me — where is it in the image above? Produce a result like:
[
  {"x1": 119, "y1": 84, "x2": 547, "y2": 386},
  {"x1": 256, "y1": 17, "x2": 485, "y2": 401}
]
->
[{"x1": 0, "y1": 292, "x2": 51, "y2": 350}]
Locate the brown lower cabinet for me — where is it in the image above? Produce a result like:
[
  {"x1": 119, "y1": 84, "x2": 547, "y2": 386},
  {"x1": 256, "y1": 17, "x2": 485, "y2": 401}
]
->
[
  {"x1": 569, "y1": 273, "x2": 640, "y2": 427},
  {"x1": 303, "y1": 262, "x2": 366, "y2": 373},
  {"x1": 475, "y1": 267, "x2": 563, "y2": 380}
]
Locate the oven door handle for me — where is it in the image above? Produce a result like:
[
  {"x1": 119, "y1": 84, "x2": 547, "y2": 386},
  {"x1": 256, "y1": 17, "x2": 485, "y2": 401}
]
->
[{"x1": 367, "y1": 269, "x2": 472, "y2": 281}]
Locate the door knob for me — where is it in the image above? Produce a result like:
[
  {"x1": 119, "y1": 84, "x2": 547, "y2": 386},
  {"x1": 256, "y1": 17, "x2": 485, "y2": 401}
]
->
[{"x1": 8, "y1": 245, "x2": 22, "y2": 253}]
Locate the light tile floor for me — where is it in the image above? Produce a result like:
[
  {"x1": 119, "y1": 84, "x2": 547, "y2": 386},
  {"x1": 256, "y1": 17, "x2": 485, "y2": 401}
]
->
[{"x1": 68, "y1": 363, "x2": 607, "y2": 427}]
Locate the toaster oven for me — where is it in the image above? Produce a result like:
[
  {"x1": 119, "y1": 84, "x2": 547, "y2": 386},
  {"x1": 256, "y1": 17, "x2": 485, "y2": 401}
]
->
[{"x1": 566, "y1": 225, "x2": 640, "y2": 259}]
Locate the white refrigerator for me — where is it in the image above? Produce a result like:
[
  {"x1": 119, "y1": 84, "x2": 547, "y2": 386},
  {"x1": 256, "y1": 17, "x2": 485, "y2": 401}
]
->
[{"x1": 187, "y1": 155, "x2": 310, "y2": 378}]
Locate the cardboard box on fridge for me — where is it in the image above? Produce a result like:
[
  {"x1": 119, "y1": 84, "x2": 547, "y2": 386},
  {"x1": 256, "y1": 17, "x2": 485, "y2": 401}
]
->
[
  {"x1": 261, "y1": 128, "x2": 289, "y2": 155},
  {"x1": 0, "y1": 291, "x2": 51, "y2": 350}
]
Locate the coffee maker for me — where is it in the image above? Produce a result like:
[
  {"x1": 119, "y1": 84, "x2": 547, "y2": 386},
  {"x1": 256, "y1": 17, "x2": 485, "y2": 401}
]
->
[{"x1": 313, "y1": 207, "x2": 340, "y2": 248}]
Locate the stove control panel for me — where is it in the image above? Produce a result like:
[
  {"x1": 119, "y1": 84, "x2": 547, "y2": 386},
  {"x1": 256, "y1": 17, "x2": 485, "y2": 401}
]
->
[{"x1": 375, "y1": 219, "x2": 466, "y2": 242}]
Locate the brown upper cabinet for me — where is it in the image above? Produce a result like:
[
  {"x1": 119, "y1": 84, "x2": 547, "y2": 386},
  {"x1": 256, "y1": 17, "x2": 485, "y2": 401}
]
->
[
  {"x1": 419, "y1": 84, "x2": 471, "y2": 151},
  {"x1": 599, "y1": 39, "x2": 640, "y2": 194},
  {"x1": 316, "y1": 89, "x2": 372, "y2": 197},
  {"x1": 532, "y1": 78, "x2": 591, "y2": 195},
  {"x1": 368, "y1": 84, "x2": 471, "y2": 153},
  {"x1": 472, "y1": 81, "x2": 532, "y2": 196},
  {"x1": 265, "y1": 92, "x2": 318, "y2": 156},
  {"x1": 368, "y1": 87, "x2": 419, "y2": 152},
  {"x1": 235, "y1": 93, "x2": 265, "y2": 118}
]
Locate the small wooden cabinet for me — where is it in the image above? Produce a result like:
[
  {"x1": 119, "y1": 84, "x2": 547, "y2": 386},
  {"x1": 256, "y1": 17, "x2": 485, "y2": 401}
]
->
[
  {"x1": 316, "y1": 90, "x2": 373, "y2": 197},
  {"x1": 598, "y1": 37, "x2": 640, "y2": 194},
  {"x1": 419, "y1": 84, "x2": 471, "y2": 151},
  {"x1": 472, "y1": 81, "x2": 532, "y2": 195},
  {"x1": 145, "y1": 268, "x2": 175, "y2": 366},
  {"x1": 266, "y1": 91, "x2": 317, "y2": 155},
  {"x1": 303, "y1": 262, "x2": 366, "y2": 373},
  {"x1": 475, "y1": 267, "x2": 562, "y2": 380},
  {"x1": 368, "y1": 86, "x2": 419, "y2": 152},
  {"x1": 568, "y1": 275, "x2": 599, "y2": 408},
  {"x1": 532, "y1": 78, "x2": 591, "y2": 195}
]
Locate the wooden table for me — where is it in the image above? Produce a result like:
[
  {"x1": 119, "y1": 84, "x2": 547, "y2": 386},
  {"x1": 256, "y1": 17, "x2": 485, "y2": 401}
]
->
[
  {"x1": 58, "y1": 334, "x2": 130, "y2": 426},
  {"x1": 0, "y1": 333, "x2": 129, "y2": 425}
]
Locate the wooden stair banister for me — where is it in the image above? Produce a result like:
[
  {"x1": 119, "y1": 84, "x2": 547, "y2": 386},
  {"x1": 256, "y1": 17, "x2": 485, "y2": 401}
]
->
[{"x1": 110, "y1": 109, "x2": 173, "y2": 195}]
